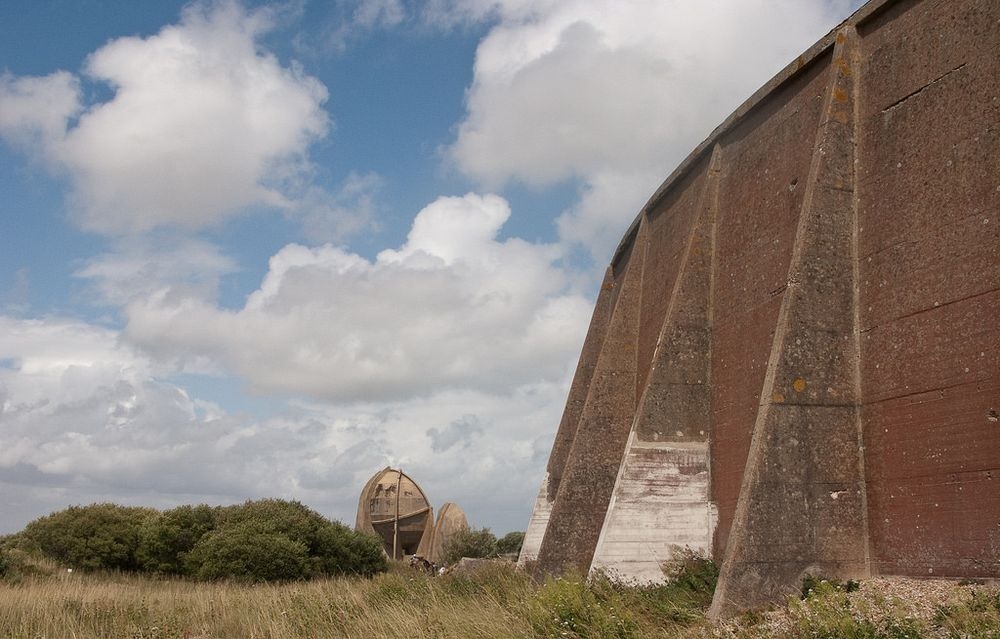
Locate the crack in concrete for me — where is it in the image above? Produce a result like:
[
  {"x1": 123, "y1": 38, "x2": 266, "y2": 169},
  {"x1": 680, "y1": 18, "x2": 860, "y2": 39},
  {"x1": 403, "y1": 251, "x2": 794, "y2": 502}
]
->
[{"x1": 881, "y1": 63, "x2": 968, "y2": 114}]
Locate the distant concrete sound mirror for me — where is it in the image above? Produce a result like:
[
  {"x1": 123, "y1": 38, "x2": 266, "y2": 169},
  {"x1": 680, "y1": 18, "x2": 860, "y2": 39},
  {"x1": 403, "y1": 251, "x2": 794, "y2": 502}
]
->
[{"x1": 355, "y1": 467, "x2": 434, "y2": 560}]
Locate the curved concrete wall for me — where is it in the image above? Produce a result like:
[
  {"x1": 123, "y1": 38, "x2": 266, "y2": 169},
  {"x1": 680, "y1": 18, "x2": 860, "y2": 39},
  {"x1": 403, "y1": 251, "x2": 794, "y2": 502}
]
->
[{"x1": 521, "y1": 0, "x2": 1000, "y2": 616}]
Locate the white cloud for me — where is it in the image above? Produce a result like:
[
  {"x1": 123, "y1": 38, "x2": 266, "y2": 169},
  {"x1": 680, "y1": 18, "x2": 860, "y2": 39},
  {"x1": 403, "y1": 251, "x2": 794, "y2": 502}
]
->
[
  {"x1": 0, "y1": 314, "x2": 567, "y2": 535},
  {"x1": 120, "y1": 193, "x2": 591, "y2": 401},
  {"x1": 76, "y1": 236, "x2": 238, "y2": 307},
  {"x1": 0, "y1": 1, "x2": 330, "y2": 235},
  {"x1": 445, "y1": 0, "x2": 855, "y2": 259},
  {"x1": 297, "y1": 171, "x2": 383, "y2": 243},
  {"x1": 0, "y1": 71, "x2": 81, "y2": 150},
  {"x1": 354, "y1": 0, "x2": 407, "y2": 29}
]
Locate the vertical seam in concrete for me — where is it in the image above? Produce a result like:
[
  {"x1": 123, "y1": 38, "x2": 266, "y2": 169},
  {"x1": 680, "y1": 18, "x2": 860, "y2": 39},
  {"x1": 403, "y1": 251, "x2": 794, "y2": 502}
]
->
[
  {"x1": 846, "y1": 24, "x2": 873, "y2": 577},
  {"x1": 635, "y1": 212, "x2": 652, "y2": 405},
  {"x1": 705, "y1": 144, "x2": 723, "y2": 552}
]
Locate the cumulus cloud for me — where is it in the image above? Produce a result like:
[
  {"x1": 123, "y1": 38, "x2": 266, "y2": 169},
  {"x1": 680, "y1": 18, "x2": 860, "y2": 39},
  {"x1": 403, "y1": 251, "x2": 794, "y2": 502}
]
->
[
  {"x1": 0, "y1": 1, "x2": 329, "y2": 235},
  {"x1": 445, "y1": 0, "x2": 856, "y2": 259},
  {"x1": 0, "y1": 314, "x2": 567, "y2": 534},
  {"x1": 117, "y1": 193, "x2": 590, "y2": 401},
  {"x1": 0, "y1": 71, "x2": 81, "y2": 150}
]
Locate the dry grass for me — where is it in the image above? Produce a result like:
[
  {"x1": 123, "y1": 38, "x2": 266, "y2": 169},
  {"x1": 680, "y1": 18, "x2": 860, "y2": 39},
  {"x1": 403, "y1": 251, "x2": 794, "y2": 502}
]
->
[
  {"x1": 0, "y1": 567, "x2": 521, "y2": 638},
  {"x1": 3, "y1": 558, "x2": 999, "y2": 639},
  {"x1": 0, "y1": 560, "x2": 716, "y2": 639}
]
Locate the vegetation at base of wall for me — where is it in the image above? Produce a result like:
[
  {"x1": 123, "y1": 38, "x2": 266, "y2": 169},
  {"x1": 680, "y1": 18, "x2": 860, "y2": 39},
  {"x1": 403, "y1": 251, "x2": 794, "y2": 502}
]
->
[
  {"x1": 1, "y1": 553, "x2": 999, "y2": 639},
  {"x1": 11, "y1": 500, "x2": 386, "y2": 582}
]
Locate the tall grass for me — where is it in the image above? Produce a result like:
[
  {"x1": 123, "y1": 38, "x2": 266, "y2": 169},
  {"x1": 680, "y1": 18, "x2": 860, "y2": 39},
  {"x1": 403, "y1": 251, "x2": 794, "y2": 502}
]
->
[
  {"x1": 0, "y1": 561, "x2": 715, "y2": 639},
  {"x1": 3, "y1": 555, "x2": 999, "y2": 639}
]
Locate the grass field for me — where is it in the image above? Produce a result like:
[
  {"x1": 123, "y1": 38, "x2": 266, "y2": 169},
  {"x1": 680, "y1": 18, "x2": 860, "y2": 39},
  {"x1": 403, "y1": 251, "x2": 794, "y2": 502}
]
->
[{"x1": 2, "y1": 555, "x2": 999, "y2": 638}]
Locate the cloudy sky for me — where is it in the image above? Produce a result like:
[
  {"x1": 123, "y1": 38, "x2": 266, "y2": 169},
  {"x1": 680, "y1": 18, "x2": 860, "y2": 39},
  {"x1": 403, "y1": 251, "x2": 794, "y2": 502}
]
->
[{"x1": 0, "y1": 0, "x2": 862, "y2": 535}]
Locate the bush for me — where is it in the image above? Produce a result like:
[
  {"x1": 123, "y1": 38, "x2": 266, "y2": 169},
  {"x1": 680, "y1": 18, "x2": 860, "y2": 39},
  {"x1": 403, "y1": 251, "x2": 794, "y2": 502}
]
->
[
  {"x1": 137, "y1": 504, "x2": 218, "y2": 574},
  {"x1": 20, "y1": 503, "x2": 156, "y2": 572},
  {"x1": 442, "y1": 527, "x2": 498, "y2": 565},
  {"x1": 15, "y1": 499, "x2": 386, "y2": 582},
  {"x1": 310, "y1": 520, "x2": 387, "y2": 577},
  {"x1": 213, "y1": 499, "x2": 324, "y2": 548},
  {"x1": 185, "y1": 521, "x2": 311, "y2": 582},
  {"x1": 496, "y1": 531, "x2": 525, "y2": 556},
  {"x1": 212, "y1": 499, "x2": 386, "y2": 578}
]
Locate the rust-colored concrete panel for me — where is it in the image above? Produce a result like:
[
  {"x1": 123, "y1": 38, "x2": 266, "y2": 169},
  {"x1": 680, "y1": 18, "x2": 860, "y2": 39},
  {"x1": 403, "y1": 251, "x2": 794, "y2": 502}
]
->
[
  {"x1": 710, "y1": 297, "x2": 782, "y2": 558},
  {"x1": 867, "y1": 470, "x2": 1000, "y2": 577},
  {"x1": 864, "y1": 379, "x2": 1000, "y2": 577},
  {"x1": 857, "y1": 0, "x2": 997, "y2": 120},
  {"x1": 864, "y1": 379, "x2": 1000, "y2": 482},
  {"x1": 852, "y1": 0, "x2": 1000, "y2": 582},
  {"x1": 861, "y1": 290, "x2": 1000, "y2": 404},
  {"x1": 635, "y1": 162, "x2": 707, "y2": 399}
]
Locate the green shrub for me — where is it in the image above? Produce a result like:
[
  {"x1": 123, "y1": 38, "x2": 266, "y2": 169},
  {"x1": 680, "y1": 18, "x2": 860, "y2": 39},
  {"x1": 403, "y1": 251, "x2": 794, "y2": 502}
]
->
[
  {"x1": 15, "y1": 499, "x2": 386, "y2": 582},
  {"x1": 663, "y1": 552, "x2": 718, "y2": 595},
  {"x1": 442, "y1": 527, "x2": 498, "y2": 565},
  {"x1": 310, "y1": 520, "x2": 387, "y2": 577},
  {"x1": 214, "y1": 499, "x2": 386, "y2": 578},
  {"x1": 137, "y1": 504, "x2": 218, "y2": 574},
  {"x1": 185, "y1": 521, "x2": 311, "y2": 582},
  {"x1": 20, "y1": 503, "x2": 156, "y2": 572},
  {"x1": 801, "y1": 573, "x2": 860, "y2": 599},
  {"x1": 496, "y1": 531, "x2": 525, "y2": 556},
  {"x1": 213, "y1": 499, "x2": 324, "y2": 547}
]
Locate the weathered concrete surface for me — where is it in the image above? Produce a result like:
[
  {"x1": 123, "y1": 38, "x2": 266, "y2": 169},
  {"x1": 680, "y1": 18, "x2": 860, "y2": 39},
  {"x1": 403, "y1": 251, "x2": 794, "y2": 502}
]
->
[
  {"x1": 532, "y1": 228, "x2": 645, "y2": 577},
  {"x1": 356, "y1": 467, "x2": 434, "y2": 560},
  {"x1": 524, "y1": 0, "x2": 1000, "y2": 615},
  {"x1": 708, "y1": 27, "x2": 868, "y2": 616},
  {"x1": 420, "y1": 501, "x2": 469, "y2": 564},
  {"x1": 589, "y1": 145, "x2": 722, "y2": 582},
  {"x1": 517, "y1": 472, "x2": 552, "y2": 565},
  {"x1": 590, "y1": 438, "x2": 715, "y2": 582}
]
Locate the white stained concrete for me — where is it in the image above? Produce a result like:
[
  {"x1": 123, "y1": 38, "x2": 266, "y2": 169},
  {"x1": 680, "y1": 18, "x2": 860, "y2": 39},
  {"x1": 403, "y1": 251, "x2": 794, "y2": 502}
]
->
[
  {"x1": 518, "y1": 472, "x2": 553, "y2": 566},
  {"x1": 590, "y1": 436, "x2": 717, "y2": 583}
]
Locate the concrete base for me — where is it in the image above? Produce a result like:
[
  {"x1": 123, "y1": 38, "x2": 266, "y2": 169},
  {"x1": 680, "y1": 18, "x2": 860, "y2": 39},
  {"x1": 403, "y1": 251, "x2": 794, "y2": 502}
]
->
[{"x1": 591, "y1": 436, "x2": 716, "y2": 582}]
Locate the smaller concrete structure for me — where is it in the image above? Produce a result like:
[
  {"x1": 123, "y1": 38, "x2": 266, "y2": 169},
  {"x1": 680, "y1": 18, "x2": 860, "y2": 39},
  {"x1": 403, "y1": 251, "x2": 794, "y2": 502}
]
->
[
  {"x1": 356, "y1": 468, "x2": 469, "y2": 563},
  {"x1": 421, "y1": 502, "x2": 469, "y2": 564},
  {"x1": 355, "y1": 467, "x2": 434, "y2": 560}
]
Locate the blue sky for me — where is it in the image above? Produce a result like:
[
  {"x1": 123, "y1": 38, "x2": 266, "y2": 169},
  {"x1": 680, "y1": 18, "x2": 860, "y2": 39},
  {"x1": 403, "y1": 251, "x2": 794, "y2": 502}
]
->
[{"x1": 0, "y1": 0, "x2": 861, "y2": 534}]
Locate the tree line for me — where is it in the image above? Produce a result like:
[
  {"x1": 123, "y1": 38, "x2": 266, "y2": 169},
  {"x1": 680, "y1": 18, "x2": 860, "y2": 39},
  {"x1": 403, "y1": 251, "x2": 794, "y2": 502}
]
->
[{"x1": 2, "y1": 500, "x2": 386, "y2": 582}]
